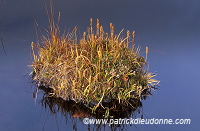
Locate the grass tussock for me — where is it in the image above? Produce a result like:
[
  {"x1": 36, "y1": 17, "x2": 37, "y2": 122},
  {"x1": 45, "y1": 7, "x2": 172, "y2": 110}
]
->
[{"x1": 30, "y1": 15, "x2": 159, "y2": 116}]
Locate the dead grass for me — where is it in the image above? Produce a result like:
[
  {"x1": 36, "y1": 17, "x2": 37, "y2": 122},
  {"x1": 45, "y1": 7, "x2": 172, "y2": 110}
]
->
[{"x1": 30, "y1": 11, "x2": 159, "y2": 117}]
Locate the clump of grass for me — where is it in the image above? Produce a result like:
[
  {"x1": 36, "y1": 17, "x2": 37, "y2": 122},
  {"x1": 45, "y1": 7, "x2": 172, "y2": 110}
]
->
[{"x1": 30, "y1": 14, "x2": 158, "y2": 116}]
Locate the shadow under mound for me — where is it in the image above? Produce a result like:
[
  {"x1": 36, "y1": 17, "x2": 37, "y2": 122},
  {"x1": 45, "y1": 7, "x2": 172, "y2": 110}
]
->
[{"x1": 38, "y1": 86, "x2": 143, "y2": 119}]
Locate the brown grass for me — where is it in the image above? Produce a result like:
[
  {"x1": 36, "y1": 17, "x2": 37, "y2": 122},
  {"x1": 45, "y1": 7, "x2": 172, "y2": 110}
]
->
[{"x1": 30, "y1": 10, "x2": 159, "y2": 117}]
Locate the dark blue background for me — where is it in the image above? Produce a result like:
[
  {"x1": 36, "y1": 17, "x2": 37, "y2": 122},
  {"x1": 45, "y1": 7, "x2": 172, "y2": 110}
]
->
[{"x1": 0, "y1": 0, "x2": 199, "y2": 130}]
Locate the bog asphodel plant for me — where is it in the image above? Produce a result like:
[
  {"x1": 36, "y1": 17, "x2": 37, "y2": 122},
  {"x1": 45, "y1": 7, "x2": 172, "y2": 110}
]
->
[{"x1": 30, "y1": 15, "x2": 159, "y2": 115}]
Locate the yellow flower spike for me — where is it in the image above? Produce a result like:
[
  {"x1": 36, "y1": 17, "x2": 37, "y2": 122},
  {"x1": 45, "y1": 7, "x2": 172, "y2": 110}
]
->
[
  {"x1": 96, "y1": 19, "x2": 100, "y2": 36},
  {"x1": 146, "y1": 47, "x2": 148, "y2": 60},
  {"x1": 90, "y1": 18, "x2": 93, "y2": 35}
]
